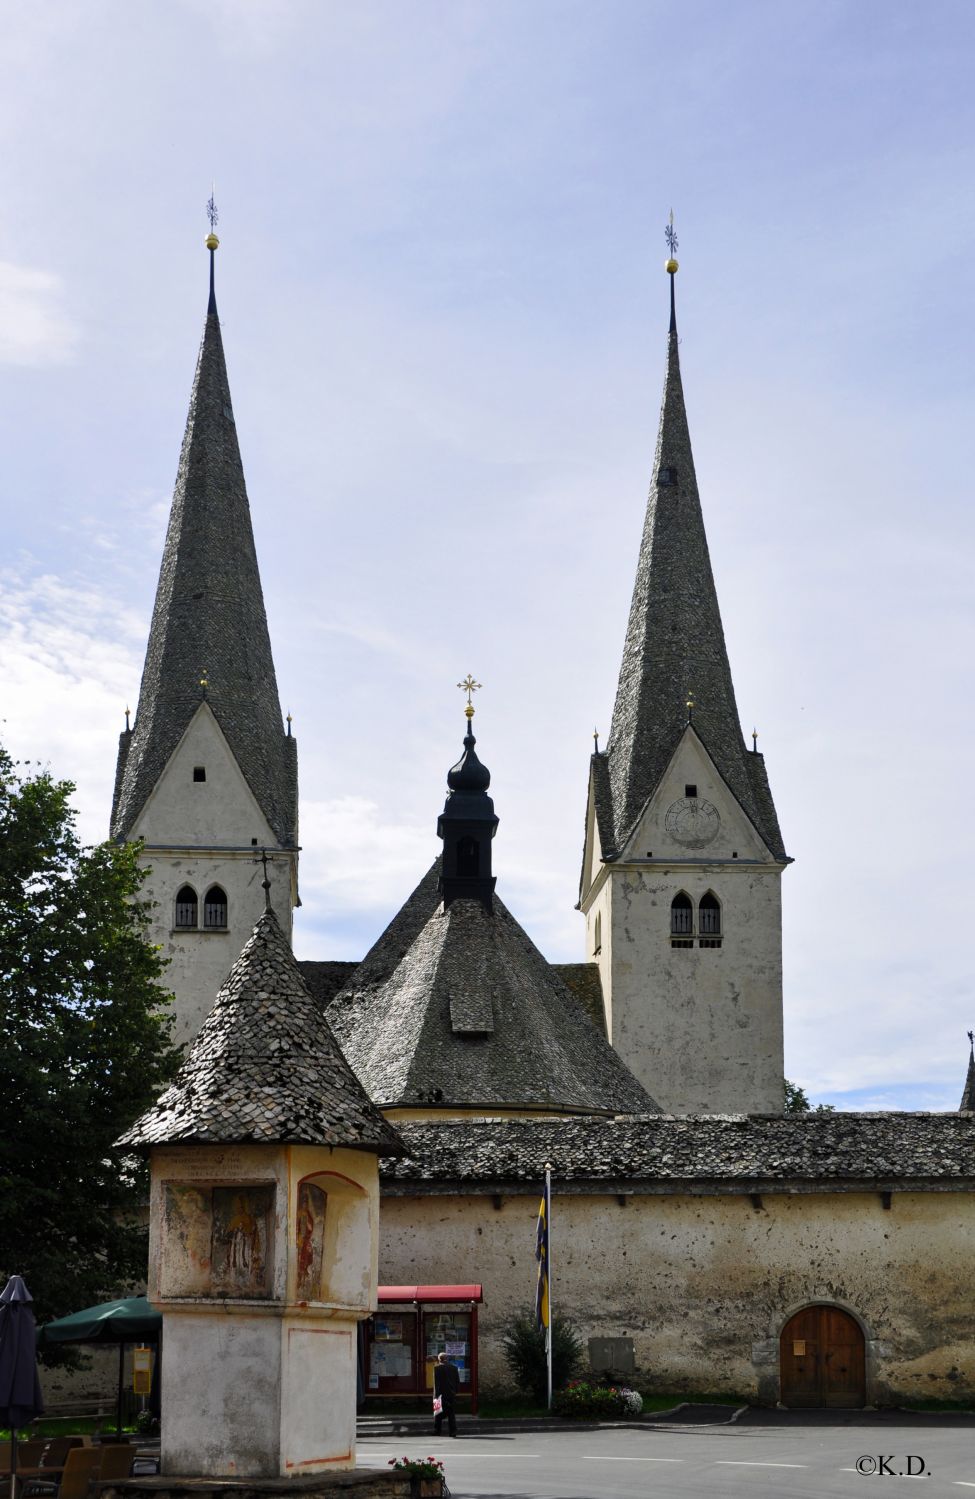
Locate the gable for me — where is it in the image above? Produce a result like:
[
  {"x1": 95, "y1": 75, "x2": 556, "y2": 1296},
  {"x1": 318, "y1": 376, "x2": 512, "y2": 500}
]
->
[
  {"x1": 132, "y1": 702, "x2": 276, "y2": 847},
  {"x1": 619, "y1": 725, "x2": 775, "y2": 864}
]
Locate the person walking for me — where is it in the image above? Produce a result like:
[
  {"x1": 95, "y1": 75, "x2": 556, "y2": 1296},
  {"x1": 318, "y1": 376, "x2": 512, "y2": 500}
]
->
[{"x1": 433, "y1": 1351, "x2": 459, "y2": 1437}]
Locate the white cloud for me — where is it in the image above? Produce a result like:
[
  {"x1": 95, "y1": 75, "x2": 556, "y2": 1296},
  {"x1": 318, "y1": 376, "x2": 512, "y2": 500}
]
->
[
  {"x1": 0, "y1": 262, "x2": 79, "y2": 366},
  {"x1": 0, "y1": 566, "x2": 142, "y2": 845}
]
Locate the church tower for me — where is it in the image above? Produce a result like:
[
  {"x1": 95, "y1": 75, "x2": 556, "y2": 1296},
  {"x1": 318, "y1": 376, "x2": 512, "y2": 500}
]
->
[
  {"x1": 579, "y1": 236, "x2": 789, "y2": 1114},
  {"x1": 111, "y1": 228, "x2": 298, "y2": 1045}
]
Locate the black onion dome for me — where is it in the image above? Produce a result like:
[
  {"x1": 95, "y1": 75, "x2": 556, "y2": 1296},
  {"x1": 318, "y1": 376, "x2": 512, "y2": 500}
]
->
[{"x1": 447, "y1": 728, "x2": 491, "y2": 792}]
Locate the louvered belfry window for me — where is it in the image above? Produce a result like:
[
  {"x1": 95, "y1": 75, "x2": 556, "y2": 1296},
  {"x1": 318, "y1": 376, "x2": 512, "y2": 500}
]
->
[
  {"x1": 204, "y1": 885, "x2": 228, "y2": 929},
  {"x1": 175, "y1": 885, "x2": 198, "y2": 928}
]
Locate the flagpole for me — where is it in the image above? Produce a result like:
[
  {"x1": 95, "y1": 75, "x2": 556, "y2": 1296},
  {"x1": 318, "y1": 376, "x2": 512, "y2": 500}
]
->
[{"x1": 545, "y1": 1161, "x2": 553, "y2": 1411}]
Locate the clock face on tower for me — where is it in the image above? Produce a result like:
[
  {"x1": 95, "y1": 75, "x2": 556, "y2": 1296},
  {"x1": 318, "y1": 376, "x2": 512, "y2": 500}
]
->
[{"x1": 665, "y1": 796, "x2": 720, "y2": 849}]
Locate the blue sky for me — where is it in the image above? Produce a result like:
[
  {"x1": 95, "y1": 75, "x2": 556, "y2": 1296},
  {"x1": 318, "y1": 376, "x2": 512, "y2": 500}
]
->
[{"x1": 1, "y1": 0, "x2": 973, "y2": 1109}]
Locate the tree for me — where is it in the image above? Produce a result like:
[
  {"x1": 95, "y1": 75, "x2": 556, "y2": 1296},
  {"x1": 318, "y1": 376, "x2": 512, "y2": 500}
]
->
[
  {"x1": 500, "y1": 1311, "x2": 583, "y2": 1404},
  {"x1": 784, "y1": 1078, "x2": 835, "y2": 1113},
  {"x1": 0, "y1": 744, "x2": 180, "y2": 1349}
]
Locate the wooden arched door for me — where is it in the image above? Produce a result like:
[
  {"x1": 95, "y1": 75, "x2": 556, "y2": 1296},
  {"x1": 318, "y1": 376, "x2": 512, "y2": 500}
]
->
[{"x1": 780, "y1": 1305, "x2": 865, "y2": 1408}]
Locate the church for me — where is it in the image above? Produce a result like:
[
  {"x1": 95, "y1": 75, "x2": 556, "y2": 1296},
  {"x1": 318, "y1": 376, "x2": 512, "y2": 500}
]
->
[{"x1": 109, "y1": 228, "x2": 975, "y2": 1409}]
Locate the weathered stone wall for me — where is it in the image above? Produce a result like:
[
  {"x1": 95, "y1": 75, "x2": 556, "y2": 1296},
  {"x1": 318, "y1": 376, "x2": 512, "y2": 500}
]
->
[{"x1": 379, "y1": 1188, "x2": 975, "y2": 1404}]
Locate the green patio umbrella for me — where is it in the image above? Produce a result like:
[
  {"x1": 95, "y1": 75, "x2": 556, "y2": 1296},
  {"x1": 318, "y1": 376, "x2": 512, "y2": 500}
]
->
[{"x1": 38, "y1": 1297, "x2": 160, "y2": 1436}]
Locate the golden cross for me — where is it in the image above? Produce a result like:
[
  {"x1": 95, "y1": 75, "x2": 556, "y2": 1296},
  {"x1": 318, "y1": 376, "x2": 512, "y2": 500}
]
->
[{"x1": 457, "y1": 675, "x2": 482, "y2": 719}]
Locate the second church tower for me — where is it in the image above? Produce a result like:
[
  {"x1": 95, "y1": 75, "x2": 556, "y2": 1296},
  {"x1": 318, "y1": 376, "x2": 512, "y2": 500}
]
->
[{"x1": 580, "y1": 252, "x2": 789, "y2": 1114}]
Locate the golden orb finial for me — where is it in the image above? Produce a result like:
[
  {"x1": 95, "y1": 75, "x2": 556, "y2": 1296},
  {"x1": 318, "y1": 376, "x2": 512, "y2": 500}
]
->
[{"x1": 206, "y1": 232, "x2": 219, "y2": 251}]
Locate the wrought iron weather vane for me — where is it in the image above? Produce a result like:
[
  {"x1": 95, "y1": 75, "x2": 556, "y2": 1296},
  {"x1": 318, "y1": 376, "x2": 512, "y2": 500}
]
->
[
  {"x1": 665, "y1": 208, "x2": 678, "y2": 261},
  {"x1": 206, "y1": 189, "x2": 220, "y2": 313}
]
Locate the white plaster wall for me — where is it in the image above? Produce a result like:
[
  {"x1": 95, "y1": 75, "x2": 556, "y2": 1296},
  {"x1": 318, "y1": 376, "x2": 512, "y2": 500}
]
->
[
  {"x1": 131, "y1": 706, "x2": 296, "y2": 1046},
  {"x1": 162, "y1": 1312, "x2": 281, "y2": 1476},
  {"x1": 379, "y1": 1189, "x2": 975, "y2": 1405},
  {"x1": 280, "y1": 1322, "x2": 356, "y2": 1471},
  {"x1": 583, "y1": 729, "x2": 785, "y2": 1113}
]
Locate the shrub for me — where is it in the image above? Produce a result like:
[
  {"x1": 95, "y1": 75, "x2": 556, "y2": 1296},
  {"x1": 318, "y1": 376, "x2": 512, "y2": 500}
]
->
[
  {"x1": 553, "y1": 1379, "x2": 643, "y2": 1419},
  {"x1": 500, "y1": 1310, "x2": 583, "y2": 1404}
]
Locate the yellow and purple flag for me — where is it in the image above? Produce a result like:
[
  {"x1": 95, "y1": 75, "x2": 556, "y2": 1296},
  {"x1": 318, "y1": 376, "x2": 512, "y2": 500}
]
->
[{"x1": 534, "y1": 1181, "x2": 550, "y2": 1330}]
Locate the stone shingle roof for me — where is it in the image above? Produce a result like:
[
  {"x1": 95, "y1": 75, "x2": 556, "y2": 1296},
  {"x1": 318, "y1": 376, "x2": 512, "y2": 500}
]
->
[
  {"x1": 326, "y1": 865, "x2": 656, "y2": 1116},
  {"x1": 119, "y1": 908, "x2": 405, "y2": 1154},
  {"x1": 597, "y1": 309, "x2": 786, "y2": 864},
  {"x1": 111, "y1": 298, "x2": 297, "y2": 847},
  {"x1": 554, "y1": 963, "x2": 607, "y2": 1037},
  {"x1": 380, "y1": 1113, "x2": 975, "y2": 1191},
  {"x1": 299, "y1": 960, "x2": 360, "y2": 1008}
]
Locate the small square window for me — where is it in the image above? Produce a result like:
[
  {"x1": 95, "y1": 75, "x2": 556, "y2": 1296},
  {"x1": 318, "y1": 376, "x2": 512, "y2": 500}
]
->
[
  {"x1": 685, "y1": 784, "x2": 697, "y2": 798},
  {"x1": 193, "y1": 767, "x2": 206, "y2": 783}
]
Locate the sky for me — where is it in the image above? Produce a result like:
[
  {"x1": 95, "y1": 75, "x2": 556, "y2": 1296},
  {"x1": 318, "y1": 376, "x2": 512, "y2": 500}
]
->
[{"x1": 1, "y1": 0, "x2": 973, "y2": 1110}]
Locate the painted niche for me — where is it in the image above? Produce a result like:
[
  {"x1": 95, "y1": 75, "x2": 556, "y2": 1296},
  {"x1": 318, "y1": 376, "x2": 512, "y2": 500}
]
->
[
  {"x1": 295, "y1": 1182, "x2": 327, "y2": 1301},
  {"x1": 161, "y1": 1182, "x2": 275, "y2": 1299}
]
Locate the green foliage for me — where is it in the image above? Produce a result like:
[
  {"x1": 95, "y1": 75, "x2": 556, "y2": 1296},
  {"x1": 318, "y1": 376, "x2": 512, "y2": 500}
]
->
[
  {"x1": 500, "y1": 1310, "x2": 583, "y2": 1404},
  {"x1": 0, "y1": 744, "x2": 180, "y2": 1354},
  {"x1": 784, "y1": 1078, "x2": 835, "y2": 1113},
  {"x1": 553, "y1": 1378, "x2": 641, "y2": 1418}
]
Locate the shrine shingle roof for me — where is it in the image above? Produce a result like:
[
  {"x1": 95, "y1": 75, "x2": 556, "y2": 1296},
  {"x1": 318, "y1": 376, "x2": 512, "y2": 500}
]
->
[
  {"x1": 380, "y1": 1112, "x2": 975, "y2": 1191},
  {"x1": 326, "y1": 865, "x2": 656, "y2": 1116},
  {"x1": 119, "y1": 908, "x2": 405, "y2": 1154}
]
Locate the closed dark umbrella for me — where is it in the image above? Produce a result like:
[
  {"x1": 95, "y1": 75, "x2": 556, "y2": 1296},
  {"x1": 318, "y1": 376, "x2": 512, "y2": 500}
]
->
[{"x1": 0, "y1": 1276, "x2": 44, "y2": 1499}]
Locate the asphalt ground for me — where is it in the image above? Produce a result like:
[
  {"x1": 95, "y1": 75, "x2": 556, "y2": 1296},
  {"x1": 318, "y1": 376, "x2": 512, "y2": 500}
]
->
[{"x1": 356, "y1": 1414, "x2": 975, "y2": 1498}]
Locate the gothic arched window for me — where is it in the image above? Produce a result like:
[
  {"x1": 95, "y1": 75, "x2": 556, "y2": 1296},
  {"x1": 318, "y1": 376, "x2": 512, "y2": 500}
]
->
[
  {"x1": 204, "y1": 885, "x2": 228, "y2": 929},
  {"x1": 593, "y1": 911, "x2": 602, "y2": 957},
  {"x1": 457, "y1": 836, "x2": 479, "y2": 877},
  {"x1": 699, "y1": 891, "x2": 722, "y2": 948},
  {"x1": 670, "y1": 892, "x2": 693, "y2": 948},
  {"x1": 175, "y1": 885, "x2": 198, "y2": 929}
]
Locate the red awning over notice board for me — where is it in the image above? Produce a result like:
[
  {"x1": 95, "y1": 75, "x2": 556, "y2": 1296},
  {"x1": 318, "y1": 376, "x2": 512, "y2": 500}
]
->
[{"x1": 378, "y1": 1284, "x2": 483, "y2": 1303}]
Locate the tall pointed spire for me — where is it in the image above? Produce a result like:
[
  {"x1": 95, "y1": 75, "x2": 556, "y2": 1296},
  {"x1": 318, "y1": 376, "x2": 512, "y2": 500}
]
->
[
  {"x1": 960, "y1": 1031, "x2": 975, "y2": 1112},
  {"x1": 599, "y1": 226, "x2": 785, "y2": 860},
  {"x1": 111, "y1": 224, "x2": 296, "y2": 847}
]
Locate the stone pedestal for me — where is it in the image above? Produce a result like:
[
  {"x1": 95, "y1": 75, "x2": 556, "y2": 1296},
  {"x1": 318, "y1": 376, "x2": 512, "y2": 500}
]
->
[{"x1": 149, "y1": 1143, "x2": 381, "y2": 1478}]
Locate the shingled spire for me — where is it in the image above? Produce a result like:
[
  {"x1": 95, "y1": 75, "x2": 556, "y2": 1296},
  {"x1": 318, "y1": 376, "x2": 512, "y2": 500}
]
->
[
  {"x1": 960, "y1": 1032, "x2": 975, "y2": 1112},
  {"x1": 111, "y1": 232, "x2": 296, "y2": 847},
  {"x1": 597, "y1": 257, "x2": 784, "y2": 861}
]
